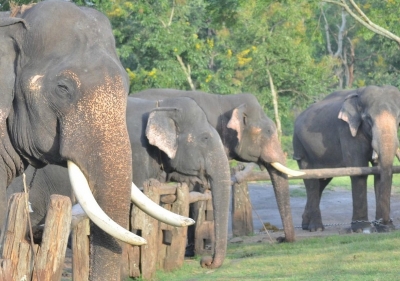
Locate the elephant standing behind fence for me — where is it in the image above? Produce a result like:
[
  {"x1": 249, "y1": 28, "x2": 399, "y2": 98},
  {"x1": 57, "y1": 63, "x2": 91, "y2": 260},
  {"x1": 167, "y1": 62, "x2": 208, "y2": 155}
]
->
[{"x1": 293, "y1": 85, "x2": 400, "y2": 232}]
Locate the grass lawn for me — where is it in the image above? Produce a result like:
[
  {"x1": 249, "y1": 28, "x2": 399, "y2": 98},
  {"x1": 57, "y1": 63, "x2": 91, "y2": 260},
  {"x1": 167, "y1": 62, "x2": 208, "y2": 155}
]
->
[
  {"x1": 151, "y1": 231, "x2": 400, "y2": 281},
  {"x1": 131, "y1": 159, "x2": 400, "y2": 281}
]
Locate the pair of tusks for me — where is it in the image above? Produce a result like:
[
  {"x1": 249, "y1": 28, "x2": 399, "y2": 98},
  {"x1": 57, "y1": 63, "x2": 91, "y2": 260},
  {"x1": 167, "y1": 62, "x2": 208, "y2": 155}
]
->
[
  {"x1": 270, "y1": 162, "x2": 306, "y2": 177},
  {"x1": 67, "y1": 161, "x2": 195, "y2": 246}
]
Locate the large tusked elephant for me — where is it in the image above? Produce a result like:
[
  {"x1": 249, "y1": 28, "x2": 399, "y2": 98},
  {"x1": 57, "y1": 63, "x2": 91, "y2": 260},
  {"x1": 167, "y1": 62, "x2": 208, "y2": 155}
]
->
[
  {"x1": 293, "y1": 85, "x2": 400, "y2": 232},
  {"x1": 0, "y1": 2, "x2": 189, "y2": 280},
  {"x1": 9, "y1": 96, "x2": 231, "y2": 269},
  {"x1": 134, "y1": 89, "x2": 301, "y2": 242}
]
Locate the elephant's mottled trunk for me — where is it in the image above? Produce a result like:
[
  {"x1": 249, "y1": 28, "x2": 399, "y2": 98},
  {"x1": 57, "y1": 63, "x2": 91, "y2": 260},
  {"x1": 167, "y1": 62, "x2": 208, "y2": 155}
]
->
[
  {"x1": 372, "y1": 111, "x2": 398, "y2": 222},
  {"x1": 61, "y1": 76, "x2": 132, "y2": 281},
  {"x1": 201, "y1": 142, "x2": 231, "y2": 269},
  {"x1": 267, "y1": 163, "x2": 295, "y2": 242},
  {"x1": 262, "y1": 133, "x2": 295, "y2": 242}
]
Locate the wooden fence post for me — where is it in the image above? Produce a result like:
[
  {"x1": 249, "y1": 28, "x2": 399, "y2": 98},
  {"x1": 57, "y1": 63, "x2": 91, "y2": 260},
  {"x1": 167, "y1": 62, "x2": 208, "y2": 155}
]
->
[
  {"x1": 194, "y1": 190, "x2": 214, "y2": 256},
  {"x1": 159, "y1": 183, "x2": 189, "y2": 271},
  {"x1": 128, "y1": 179, "x2": 161, "y2": 280},
  {"x1": 72, "y1": 218, "x2": 90, "y2": 281},
  {"x1": 32, "y1": 195, "x2": 71, "y2": 281},
  {"x1": 231, "y1": 181, "x2": 254, "y2": 237},
  {"x1": 0, "y1": 193, "x2": 71, "y2": 281}
]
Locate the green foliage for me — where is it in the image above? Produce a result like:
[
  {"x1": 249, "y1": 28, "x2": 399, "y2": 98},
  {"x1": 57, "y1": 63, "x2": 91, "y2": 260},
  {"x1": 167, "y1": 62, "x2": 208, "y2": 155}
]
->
[{"x1": 3, "y1": 0, "x2": 400, "y2": 147}]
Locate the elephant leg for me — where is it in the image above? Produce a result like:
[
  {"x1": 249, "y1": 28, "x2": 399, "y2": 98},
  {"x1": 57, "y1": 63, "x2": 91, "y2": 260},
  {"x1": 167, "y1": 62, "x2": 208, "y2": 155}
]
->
[
  {"x1": 350, "y1": 175, "x2": 370, "y2": 232},
  {"x1": 185, "y1": 203, "x2": 196, "y2": 257},
  {"x1": 374, "y1": 174, "x2": 395, "y2": 232},
  {"x1": 302, "y1": 178, "x2": 331, "y2": 232}
]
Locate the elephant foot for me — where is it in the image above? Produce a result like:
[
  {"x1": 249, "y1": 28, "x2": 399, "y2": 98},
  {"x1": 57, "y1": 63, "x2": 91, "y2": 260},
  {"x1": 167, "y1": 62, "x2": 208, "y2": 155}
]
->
[
  {"x1": 372, "y1": 219, "x2": 395, "y2": 233},
  {"x1": 185, "y1": 243, "x2": 195, "y2": 257},
  {"x1": 302, "y1": 211, "x2": 324, "y2": 232},
  {"x1": 351, "y1": 221, "x2": 375, "y2": 234},
  {"x1": 302, "y1": 219, "x2": 324, "y2": 232}
]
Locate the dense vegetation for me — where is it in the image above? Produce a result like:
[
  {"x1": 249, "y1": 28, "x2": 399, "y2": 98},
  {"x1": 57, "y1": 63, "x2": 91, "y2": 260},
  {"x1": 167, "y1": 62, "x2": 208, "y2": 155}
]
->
[{"x1": 2, "y1": 0, "x2": 400, "y2": 154}]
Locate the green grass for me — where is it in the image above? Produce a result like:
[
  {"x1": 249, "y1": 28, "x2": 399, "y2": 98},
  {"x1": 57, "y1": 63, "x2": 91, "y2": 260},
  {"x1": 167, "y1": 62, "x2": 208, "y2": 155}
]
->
[{"x1": 150, "y1": 231, "x2": 400, "y2": 281}]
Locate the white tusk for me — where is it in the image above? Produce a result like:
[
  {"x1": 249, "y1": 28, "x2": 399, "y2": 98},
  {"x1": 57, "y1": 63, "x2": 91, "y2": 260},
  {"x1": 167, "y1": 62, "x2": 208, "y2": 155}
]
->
[
  {"x1": 372, "y1": 150, "x2": 379, "y2": 162},
  {"x1": 271, "y1": 162, "x2": 306, "y2": 177},
  {"x1": 396, "y1": 148, "x2": 400, "y2": 162},
  {"x1": 67, "y1": 161, "x2": 147, "y2": 245},
  {"x1": 131, "y1": 182, "x2": 195, "y2": 227}
]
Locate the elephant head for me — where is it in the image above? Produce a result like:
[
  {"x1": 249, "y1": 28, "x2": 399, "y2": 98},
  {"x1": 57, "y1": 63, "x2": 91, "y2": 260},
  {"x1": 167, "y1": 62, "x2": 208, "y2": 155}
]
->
[
  {"x1": 338, "y1": 85, "x2": 400, "y2": 225},
  {"x1": 144, "y1": 97, "x2": 231, "y2": 268},
  {"x1": 0, "y1": 2, "x2": 190, "y2": 280},
  {"x1": 133, "y1": 89, "x2": 299, "y2": 242},
  {"x1": 225, "y1": 95, "x2": 297, "y2": 241}
]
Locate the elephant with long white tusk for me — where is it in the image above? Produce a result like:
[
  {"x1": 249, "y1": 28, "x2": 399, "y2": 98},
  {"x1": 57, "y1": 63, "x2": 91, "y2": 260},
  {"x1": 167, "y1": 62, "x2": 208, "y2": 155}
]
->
[{"x1": 8, "y1": 95, "x2": 231, "y2": 270}]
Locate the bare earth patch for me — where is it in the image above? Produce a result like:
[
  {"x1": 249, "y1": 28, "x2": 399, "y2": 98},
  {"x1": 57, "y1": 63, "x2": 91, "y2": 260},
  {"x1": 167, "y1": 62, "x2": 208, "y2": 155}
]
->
[{"x1": 230, "y1": 183, "x2": 400, "y2": 244}]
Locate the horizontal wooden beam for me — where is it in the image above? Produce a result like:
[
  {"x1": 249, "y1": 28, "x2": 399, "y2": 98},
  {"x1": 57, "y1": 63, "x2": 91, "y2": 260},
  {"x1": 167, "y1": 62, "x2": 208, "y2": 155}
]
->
[{"x1": 232, "y1": 166, "x2": 400, "y2": 183}]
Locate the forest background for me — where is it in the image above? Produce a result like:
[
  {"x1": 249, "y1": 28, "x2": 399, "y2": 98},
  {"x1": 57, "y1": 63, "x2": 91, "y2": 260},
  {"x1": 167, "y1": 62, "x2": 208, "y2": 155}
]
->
[{"x1": 2, "y1": 0, "x2": 400, "y2": 155}]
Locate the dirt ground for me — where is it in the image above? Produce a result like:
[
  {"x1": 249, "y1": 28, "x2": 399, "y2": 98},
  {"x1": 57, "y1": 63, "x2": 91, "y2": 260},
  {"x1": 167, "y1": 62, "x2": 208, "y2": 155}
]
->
[
  {"x1": 61, "y1": 183, "x2": 400, "y2": 279},
  {"x1": 233, "y1": 183, "x2": 400, "y2": 243}
]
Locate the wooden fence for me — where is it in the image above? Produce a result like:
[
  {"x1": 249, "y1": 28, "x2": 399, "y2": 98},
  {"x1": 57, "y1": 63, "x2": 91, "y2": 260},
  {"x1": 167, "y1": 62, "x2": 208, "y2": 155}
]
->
[
  {"x1": 2, "y1": 164, "x2": 398, "y2": 280},
  {"x1": 230, "y1": 163, "x2": 400, "y2": 236},
  {"x1": 0, "y1": 193, "x2": 71, "y2": 281}
]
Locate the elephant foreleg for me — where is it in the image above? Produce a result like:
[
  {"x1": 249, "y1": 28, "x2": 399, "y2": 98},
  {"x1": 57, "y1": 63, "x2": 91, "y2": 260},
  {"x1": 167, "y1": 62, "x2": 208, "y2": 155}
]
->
[
  {"x1": 350, "y1": 175, "x2": 370, "y2": 232},
  {"x1": 302, "y1": 178, "x2": 329, "y2": 232}
]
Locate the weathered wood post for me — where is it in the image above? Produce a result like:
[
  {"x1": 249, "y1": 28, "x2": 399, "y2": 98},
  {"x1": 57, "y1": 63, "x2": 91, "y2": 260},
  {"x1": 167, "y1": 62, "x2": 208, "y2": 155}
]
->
[
  {"x1": 231, "y1": 164, "x2": 254, "y2": 237},
  {"x1": 31, "y1": 195, "x2": 71, "y2": 281},
  {"x1": 126, "y1": 179, "x2": 161, "y2": 280},
  {"x1": 231, "y1": 181, "x2": 254, "y2": 237},
  {"x1": 193, "y1": 189, "x2": 214, "y2": 256},
  {"x1": 158, "y1": 182, "x2": 189, "y2": 271},
  {"x1": 72, "y1": 218, "x2": 90, "y2": 281},
  {"x1": 0, "y1": 193, "x2": 71, "y2": 281}
]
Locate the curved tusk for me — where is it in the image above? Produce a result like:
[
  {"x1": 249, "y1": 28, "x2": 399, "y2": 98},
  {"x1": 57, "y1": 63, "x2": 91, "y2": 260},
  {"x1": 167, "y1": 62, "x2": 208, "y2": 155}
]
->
[
  {"x1": 67, "y1": 161, "x2": 147, "y2": 245},
  {"x1": 271, "y1": 162, "x2": 306, "y2": 177},
  {"x1": 131, "y1": 182, "x2": 195, "y2": 227},
  {"x1": 395, "y1": 148, "x2": 400, "y2": 162}
]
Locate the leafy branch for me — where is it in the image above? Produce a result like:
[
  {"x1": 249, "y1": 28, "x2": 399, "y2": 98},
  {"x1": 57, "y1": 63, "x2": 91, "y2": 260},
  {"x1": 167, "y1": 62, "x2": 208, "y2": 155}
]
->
[{"x1": 323, "y1": 0, "x2": 400, "y2": 46}]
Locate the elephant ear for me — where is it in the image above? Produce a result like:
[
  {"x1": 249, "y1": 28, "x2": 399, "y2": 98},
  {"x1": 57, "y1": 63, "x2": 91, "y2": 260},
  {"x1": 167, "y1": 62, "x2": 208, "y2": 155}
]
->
[
  {"x1": 338, "y1": 93, "x2": 361, "y2": 137},
  {"x1": 0, "y1": 17, "x2": 28, "y2": 122},
  {"x1": 227, "y1": 103, "x2": 247, "y2": 142},
  {"x1": 146, "y1": 108, "x2": 180, "y2": 159}
]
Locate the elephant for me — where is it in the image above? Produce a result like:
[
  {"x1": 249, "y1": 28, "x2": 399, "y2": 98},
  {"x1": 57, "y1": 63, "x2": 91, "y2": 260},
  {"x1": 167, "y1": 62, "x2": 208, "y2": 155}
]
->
[
  {"x1": 0, "y1": 2, "x2": 189, "y2": 280},
  {"x1": 293, "y1": 85, "x2": 400, "y2": 232},
  {"x1": 134, "y1": 88, "x2": 303, "y2": 242},
  {"x1": 8, "y1": 96, "x2": 231, "y2": 269}
]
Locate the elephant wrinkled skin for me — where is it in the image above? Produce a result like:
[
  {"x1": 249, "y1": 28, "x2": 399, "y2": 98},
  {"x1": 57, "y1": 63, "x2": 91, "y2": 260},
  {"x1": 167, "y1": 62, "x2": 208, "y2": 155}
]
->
[
  {"x1": 8, "y1": 96, "x2": 231, "y2": 269},
  {"x1": 1, "y1": 1, "x2": 139, "y2": 280},
  {"x1": 293, "y1": 85, "x2": 400, "y2": 232},
  {"x1": 134, "y1": 89, "x2": 296, "y2": 242}
]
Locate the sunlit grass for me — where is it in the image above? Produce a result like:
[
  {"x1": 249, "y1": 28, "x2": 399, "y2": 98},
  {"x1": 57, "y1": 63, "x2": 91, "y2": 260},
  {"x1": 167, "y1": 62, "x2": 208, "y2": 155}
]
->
[{"x1": 150, "y1": 231, "x2": 400, "y2": 281}]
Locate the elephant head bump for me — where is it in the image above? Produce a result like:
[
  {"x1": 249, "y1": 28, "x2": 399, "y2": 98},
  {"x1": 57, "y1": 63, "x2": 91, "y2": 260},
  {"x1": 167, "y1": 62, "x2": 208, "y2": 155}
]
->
[
  {"x1": 338, "y1": 93, "x2": 361, "y2": 137},
  {"x1": 146, "y1": 108, "x2": 180, "y2": 159}
]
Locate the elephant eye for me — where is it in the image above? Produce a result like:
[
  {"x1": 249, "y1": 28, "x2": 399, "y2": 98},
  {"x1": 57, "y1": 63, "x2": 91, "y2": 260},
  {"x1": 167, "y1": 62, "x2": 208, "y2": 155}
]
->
[
  {"x1": 56, "y1": 83, "x2": 72, "y2": 98},
  {"x1": 243, "y1": 114, "x2": 247, "y2": 125}
]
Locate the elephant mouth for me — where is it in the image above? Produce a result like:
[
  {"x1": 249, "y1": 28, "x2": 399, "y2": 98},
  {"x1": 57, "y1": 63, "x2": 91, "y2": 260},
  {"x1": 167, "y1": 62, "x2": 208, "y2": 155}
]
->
[{"x1": 67, "y1": 161, "x2": 194, "y2": 245}]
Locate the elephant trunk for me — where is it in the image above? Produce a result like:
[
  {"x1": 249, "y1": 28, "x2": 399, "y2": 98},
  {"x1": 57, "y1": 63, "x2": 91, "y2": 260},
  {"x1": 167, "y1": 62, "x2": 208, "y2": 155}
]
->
[
  {"x1": 200, "y1": 143, "x2": 231, "y2": 269},
  {"x1": 262, "y1": 133, "x2": 295, "y2": 242},
  {"x1": 61, "y1": 76, "x2": 134, "y2": 281},
  {"x1": 267, "y1": 164, "x2": 295, "y2": 242},
  {"x1": 372, "y1": 112, "x2": 398, "y2": 223}
]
